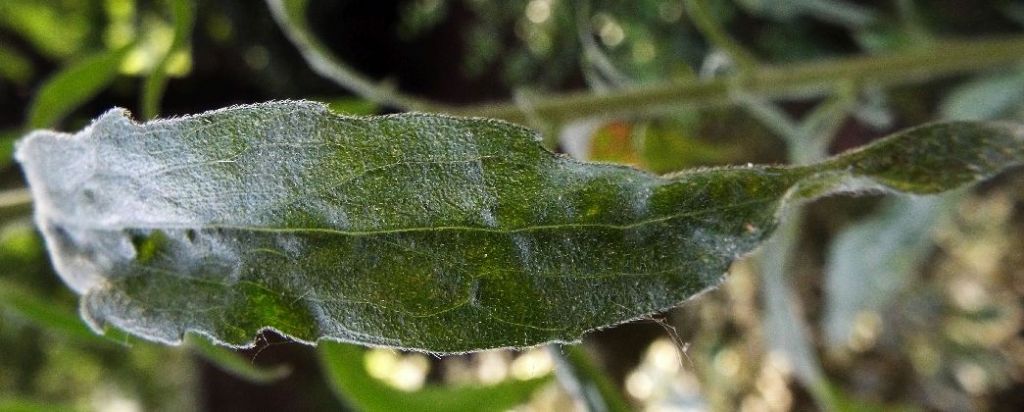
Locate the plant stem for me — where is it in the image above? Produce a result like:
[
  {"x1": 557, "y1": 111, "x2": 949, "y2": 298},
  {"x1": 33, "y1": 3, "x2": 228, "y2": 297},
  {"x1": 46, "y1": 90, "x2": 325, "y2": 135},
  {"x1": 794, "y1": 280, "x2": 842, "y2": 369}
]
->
[
  {"x1": 575, "y1": 0, "x2": 635, "y2": 90},
  {"x1": 451, "y1": 36, "x2": 1024, "y2": 123},
  {"x1": 266, "y1": 0, "x2": 438, "y2": 111},
  {"x1": 800, "y1": 0, "x2": 877, "y2": 28},
  {"x1": 685, "y1": 0, "x2": 760, "y2": 72},
  {"x1": 267, "y1": 0, "x2": 1024, "y2": 127},
  {"x1": 0, "y1": 188, "x2": 31, "y2": 218},
  {"x1": 549, "y1": 345, "x2": 632, "y2": 412}
]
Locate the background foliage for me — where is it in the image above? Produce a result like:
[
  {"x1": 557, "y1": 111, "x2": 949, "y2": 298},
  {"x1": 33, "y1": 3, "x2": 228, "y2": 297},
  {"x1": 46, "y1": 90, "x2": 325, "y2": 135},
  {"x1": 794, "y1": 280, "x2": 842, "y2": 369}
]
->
[{"x1": 2, "y1": 0, "x2": 1024, "y2": 411}]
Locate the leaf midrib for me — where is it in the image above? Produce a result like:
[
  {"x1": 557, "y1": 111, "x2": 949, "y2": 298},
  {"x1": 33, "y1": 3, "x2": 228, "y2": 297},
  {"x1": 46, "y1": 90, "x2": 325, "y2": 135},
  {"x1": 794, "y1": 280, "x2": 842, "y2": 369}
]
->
[{"x1": 54, "y1": 196, "x2": 777, "y2": 237}]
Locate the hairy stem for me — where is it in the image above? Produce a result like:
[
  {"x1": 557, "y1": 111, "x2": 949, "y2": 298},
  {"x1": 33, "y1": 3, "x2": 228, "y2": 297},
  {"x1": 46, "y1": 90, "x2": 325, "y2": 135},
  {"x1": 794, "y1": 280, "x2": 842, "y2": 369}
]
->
[
  {"x1": 451, "y1": 36, "x2": 1024, "y2": 123},
  {"x1": 265, "y1": 0, "x2": 438, "y2": 111},
  {"x1": 265, "y1": 0, "x2": 1024, "y2": 127},
  {"x1": 685, "y1": 0, "x2": 760, "y2": 72}
]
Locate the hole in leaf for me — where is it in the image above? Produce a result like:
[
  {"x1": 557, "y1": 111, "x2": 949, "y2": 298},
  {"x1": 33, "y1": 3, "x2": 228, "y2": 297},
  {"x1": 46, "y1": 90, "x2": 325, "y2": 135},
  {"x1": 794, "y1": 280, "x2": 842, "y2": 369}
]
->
[{"x1": 129, "y1": 230, "x2": 167, "y2": 263}]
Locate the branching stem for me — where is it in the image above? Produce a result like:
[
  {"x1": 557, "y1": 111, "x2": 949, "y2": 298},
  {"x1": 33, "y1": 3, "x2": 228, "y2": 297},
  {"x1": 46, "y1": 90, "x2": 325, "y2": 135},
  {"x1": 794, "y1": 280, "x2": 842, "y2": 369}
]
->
[
  {"x1": 451, "y1": 36, "x2": 1024, "y2": 123},
  {"x1": 266, "y1": 1, "x2": 1024, "y2": 127}
]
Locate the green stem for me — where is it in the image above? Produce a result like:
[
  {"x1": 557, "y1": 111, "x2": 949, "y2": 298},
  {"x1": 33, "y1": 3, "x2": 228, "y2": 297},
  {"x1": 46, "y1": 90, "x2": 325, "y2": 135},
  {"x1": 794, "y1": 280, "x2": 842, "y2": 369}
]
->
[
  {"x1": 266, "y1": 0, "x2": 1024, "y2": 127},
  {"x1": 685, "y1": 0, "x2": 759, "y2": 72},
  {"x1": 451, "y1": 36, "x2": 1024, "y2": 123},
  {"x1": 575, "y1": 0, "x2": 634, "y2": 90},
  {"x1": 265, "y1": 0, "x2": 438, "y2": 111},
  {"x1": 800, "y1": 0, "x2": 877, "y2": 28},
  {"x1": 549, "y1": 345, "x2": 631, "y2": 412}
]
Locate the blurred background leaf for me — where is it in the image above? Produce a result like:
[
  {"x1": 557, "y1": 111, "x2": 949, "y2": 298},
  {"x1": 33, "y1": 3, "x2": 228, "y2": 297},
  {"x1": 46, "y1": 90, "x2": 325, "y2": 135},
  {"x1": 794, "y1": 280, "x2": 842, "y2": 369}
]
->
[
  {"x1": 320, "y1": 341, "x2": 552, "y2": 412},
  {"x1": 0, "y1": 397, "x2": 83, "y2": 412},
  {"x1": 0, "y1": 0, "x2": 98, "y2": 60},
  {"x1": 26, "y1": 44, "x2": 132, "y2": 129},
  {"x1": 939, "y1": 69, "x2": 1024, "y2": 121},
  {"x1": 140, "y1": 0, "x2": 196, "y2": 119},
  {"x1": 822, "y1": 195, "x2": 952, "y2": 351},
  {"x1": 184, "y1": 334, "x2": 291, "y2": 385}
]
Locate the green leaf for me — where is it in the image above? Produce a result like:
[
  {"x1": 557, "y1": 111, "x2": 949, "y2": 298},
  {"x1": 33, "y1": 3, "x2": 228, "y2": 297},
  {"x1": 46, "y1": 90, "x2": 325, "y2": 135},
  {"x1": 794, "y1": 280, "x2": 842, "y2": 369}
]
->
[
  {"x1": 0, "y1": 277, "x2": 118, "y2": 346},
  {"x1": 551, "y1": 345, "x2": 631, "y2": 412},
  {"x1": 0, "y1": 397, "x2": 82, "y2": 412},
  {"x1": 1, "y1": 129, "x2": 18, "y2": 169},
  {"x1": 0, "y1": 219, "x2": 41, "y2": 261},
  {"x1": 639, "y1": 121, "x2": 732, "y2": 173},
  {"x1": 0, "y1": 0, "x2": 93, "y2": 59},
  {"x1": 0, "y1": 46, "x2": 32, "y2": 84},
  {"x1": 319, "y1": 341, "x2": 550, "y2": 412},
  {"x1": 140, "y1": 0, "x2": 195, "y2": 119},
  {"x1": 26, "y1": 44, "x2": 132, "y2": 129},
  {"x1": 322, "y1": 97, "x2": 379, "y2": 116},
  {"x1": 14, "y1": 101, "x2": 1024, "y2": 352},
  {"x1": 185, "y1": 333, "x2": 291, "y2": 384}
]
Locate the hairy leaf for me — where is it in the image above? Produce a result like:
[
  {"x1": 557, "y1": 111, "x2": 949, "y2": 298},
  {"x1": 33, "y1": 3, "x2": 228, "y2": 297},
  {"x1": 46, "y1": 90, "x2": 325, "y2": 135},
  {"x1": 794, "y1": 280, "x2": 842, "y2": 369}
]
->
[
  {"x1": 0, "y1": 274, "x2": 289, "y2": 383},
  {"x1": 822, "y1": 195, "x2": 951, "y2": 348},
  {"x1": 15, "y1": 101, "x2": 1024, "y2": 352},
  {"x1": 940, "y1": 71, "x2": 1024, "y2": 121}
]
